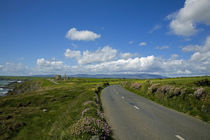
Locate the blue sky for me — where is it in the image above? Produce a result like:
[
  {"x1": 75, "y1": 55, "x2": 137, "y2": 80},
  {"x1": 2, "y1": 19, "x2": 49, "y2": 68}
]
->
[{"x1": 0, "y1": 0, "x2": 210, "y2": 76}]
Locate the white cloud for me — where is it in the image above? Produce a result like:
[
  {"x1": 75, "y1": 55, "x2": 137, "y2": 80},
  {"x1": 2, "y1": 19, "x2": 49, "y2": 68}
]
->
[
  {"x1": 168, "y1": 0, "x2": 210, "y2": 36},
  {"x1": 37, "y1": 58, "x2": 63, "y2": 67},
  {"x1": 155, "y1": 46, "x2": 169, "y2": 50},
  {"x1": 80, "y1": 56, "x2": 194, "y2": 76},
  {"x1": 120, "y1": 53, "x2": 134, "y2": 59},
  {"x1": 71, "y1": 43, "x2": 78, "y2": 48},
  {"x1": 190, "y1": 36, "x2": 210, "y2": 62},
  {"x1": 62, "y1": 38, "x2": 210, "y2": 76},
  {"x1": 65, "y1": 46, "x2": 117, "y2": 65},
  {"x1": 149, "y1": 24, "x2": 162, "y2": 33},
  {"x1": 84, "y1": 56, "x2": 155, "y2": 73},
  {"x1": 0, "y1": 62, "x2": 30, "y2": 76},
  {"x1": 182, "y1": 45, "x2": 201, "y2": 52},
  {"x1": 36, "y1": 58, "x2": 70, "y2": 74},
  {"x1": 64, "y1": 49, "x2": 81, "y2": 59},
  {"x1": 139, "y1": 42, "x2": 147, "y2": 46},
  {"x1": 129, "y1": 41, "x2": 134, "y2": 45},
  {"x1": 2, "y1": 36, "x2": 210, "y2": 76},
  {"x1": 65, "y1": 28, "x2": 101, "y2": 41},
  {"x1": 170, "y1": 54, "x2": 179, "y2": 59},
  {"x1": 78, "y1": 46, "x2": 117, "y2": 64}
]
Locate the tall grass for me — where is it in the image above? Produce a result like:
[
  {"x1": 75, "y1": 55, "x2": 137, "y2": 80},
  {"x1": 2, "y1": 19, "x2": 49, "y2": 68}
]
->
[{"x1": 0, "y1": 78, "x2": 114, "y2": 140}]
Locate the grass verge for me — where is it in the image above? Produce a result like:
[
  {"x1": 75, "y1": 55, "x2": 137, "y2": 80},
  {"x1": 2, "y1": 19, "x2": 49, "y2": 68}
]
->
[{"x1": 121, "y1": 76, "x2": 210, "y2": 123}]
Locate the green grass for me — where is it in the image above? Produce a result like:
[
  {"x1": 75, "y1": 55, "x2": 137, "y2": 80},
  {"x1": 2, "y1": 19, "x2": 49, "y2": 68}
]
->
[
  {"x1": 121, "y1": 76, "x2": 210, "y2": 123},
  {"x1": 1, "y1": 76, "x2": 209, "y2": 139},
  {"x1": 0, "y1": 78, "x2": 120, "y2": 140}
]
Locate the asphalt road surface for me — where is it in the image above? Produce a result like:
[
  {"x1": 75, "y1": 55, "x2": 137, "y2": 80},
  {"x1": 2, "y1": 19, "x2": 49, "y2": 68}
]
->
[{"x1": 101, "y1": 85, "x2": 210, "y2": 140}]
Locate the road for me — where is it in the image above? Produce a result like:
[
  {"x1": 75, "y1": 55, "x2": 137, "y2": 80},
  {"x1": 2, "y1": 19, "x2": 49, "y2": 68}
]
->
[{"x1": 101, "y1": 85, "x2": 210, "y2": 140}]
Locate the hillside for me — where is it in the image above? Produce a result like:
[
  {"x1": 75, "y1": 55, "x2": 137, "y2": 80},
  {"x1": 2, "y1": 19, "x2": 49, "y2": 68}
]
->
[{"x1": 0, "y1": 78, "x2": 119, "y2": 139}]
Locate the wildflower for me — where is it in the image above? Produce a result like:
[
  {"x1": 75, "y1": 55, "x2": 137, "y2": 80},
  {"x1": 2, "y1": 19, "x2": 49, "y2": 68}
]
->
[
  {"x1": 194, "y1": 88, "x2": 205, "y2": 99},
  {"x1": 81, "y1": 108, "x2": 90, "y2": 116},
  {"x1": 83, "y1": 100, "x2": 94, "y2": 106},
  {"x1": 70, "y1": 117, "x2": 111, "y2": 137}
]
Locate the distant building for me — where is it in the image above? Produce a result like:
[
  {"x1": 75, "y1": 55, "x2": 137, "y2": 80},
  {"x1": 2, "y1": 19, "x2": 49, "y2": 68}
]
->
[
  {"x1": 64, "y1": 74, "x2": 68, "y2": 80},
  {"x1": 55, "y1": 75, "x2": 61, "y2": 80}
]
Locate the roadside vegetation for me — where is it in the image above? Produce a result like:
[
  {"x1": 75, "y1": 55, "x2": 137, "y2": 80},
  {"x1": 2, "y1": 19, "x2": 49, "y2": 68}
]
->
[
  {"x1": 1, "y1": 76, "x2": 209, "y2": 139},
  {"x1": 121, "y1": 76, "x2": 210, "y2": 123},
  {"x1": 0, "y1": 77, "x2": 120, "y2": 140}
]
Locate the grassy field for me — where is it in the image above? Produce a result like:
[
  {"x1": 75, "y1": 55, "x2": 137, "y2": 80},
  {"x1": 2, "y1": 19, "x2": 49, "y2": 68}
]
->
[
  {"x1": 0, "y1": 76, "x2": 209, "y2": 139},
  {"x1": 0, "y1": 77, "x2": 122, "y2": 140},
  {"x1": 121, "y1": 76, "x2": 210, "y2": 123}
]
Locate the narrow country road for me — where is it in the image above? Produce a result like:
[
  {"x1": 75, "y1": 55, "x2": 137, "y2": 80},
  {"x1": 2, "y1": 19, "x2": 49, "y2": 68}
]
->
[{"x1": 101, "y1": 85, "x2": 210, "y2": 140}]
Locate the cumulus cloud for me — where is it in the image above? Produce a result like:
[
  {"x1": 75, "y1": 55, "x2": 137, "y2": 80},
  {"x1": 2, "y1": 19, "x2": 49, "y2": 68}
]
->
[
  {"x1": 36, "y1": 58, "x2": 70, "y2": 74},
  {"x1": 2, "y1": 36, "x2": 210, "y2": 76},
  {"x1": 155, "y1": 46, "x2": 169, "y2": 50},
  {"x1": 168, "y1": 0, "x2": 210, "y2": 36},
  {"x1": 64, "y1": 49, "x2": 81, "y2": 59},
  {"x1": 170, "y1": 54, "x2": 179, "y2": 59},
  {"x1": 65, "y1": 28, "x2": 101, "y2": 41},
  {"x1": 79, "y1": 56, "x2": 196, "y2": 76},
  {"x1": 139, "y1": 42, "x2": 147, "y2": 46},
  {"x1": 190, "y1": 36, "x2": 210, "y2": 63},
  {"x1": 120, "y1": 53, "x2": 134, "y2": 59},
  {"x1": 84, "y1": 56, "x2": 155, "y2": 73},
  {"x1": 0, "y1": 62, "x2": 30, "y2": 76},
  {"x1": 37, "y1": 58, "x2": 63, "y2": 67},
  {"x1": 65, "y1": 46, "x2": 117, "y2": 65},
  {"x1": 62, "y1": 38, "x2": 210, "y2": 76}
]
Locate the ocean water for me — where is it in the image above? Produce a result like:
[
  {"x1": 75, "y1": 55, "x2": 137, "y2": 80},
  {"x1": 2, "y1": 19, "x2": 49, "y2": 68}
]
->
[{"x1": 0, "y1": 80, "x2": 14, "y2": 96}]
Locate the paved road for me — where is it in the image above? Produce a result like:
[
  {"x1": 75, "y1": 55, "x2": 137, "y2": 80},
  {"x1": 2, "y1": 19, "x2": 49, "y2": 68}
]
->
[{"x1": 101, "y1": 85, "x2": 210, "y2": 140}]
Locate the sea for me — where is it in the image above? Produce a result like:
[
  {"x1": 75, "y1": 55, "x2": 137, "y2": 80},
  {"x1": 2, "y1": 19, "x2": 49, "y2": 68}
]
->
[{"x1": 0, "y1": 80, "x2": 14, "y2": 96}]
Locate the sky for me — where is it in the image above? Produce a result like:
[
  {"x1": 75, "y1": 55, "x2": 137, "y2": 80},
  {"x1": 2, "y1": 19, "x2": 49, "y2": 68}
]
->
[{"x1": 0, "y1": 0, "x2": 210, "y2": 77}]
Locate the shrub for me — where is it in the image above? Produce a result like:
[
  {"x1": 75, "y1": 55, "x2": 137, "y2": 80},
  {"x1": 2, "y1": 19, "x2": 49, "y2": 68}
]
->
[
  {"x1": 95, "y1": 86, "x2": 102, "y2": 94},
  {"x1": 122, "y1": 81, "x2": 132, "y2": 87},
  {"x1": 81, "y1": 108, "x2": 90, "y2": 117},
  {"x1": 169, "y1": 87, "x2": 181, "y2": 98},
  {"x1": 70, "y1": 117, "x2": 111, "y2": 138},
  {"x1": 140, "y1": 80, "x2": 151, "y2": 94},
  {"x1": 97, "y1": 109, "x2": 105, "y2": 120},
  {"x1": 194, "y1": 88, "x2": 205, "y2": 99},
  {"x1": 131, "y1": 83, "x2": 142, "y2": 89},
  {"x1": 194, "y1": 78, "x2": 210, "y2": 86},
  {"x1": 157, "y1": 85, "x2": 173, "y2": 95},
  {"x1": 149, "y1": 83, "x2": 160, "y2": 93},
  {"x1": 102, "y1": 82, "x2": 110, "y2": 88}
]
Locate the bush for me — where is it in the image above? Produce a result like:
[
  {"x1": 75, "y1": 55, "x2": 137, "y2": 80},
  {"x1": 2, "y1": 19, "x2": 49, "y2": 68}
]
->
[
  {"x1": 70, "y1": 117, "x2": 111, "y2": 138},
  {"x1": 194, "y1": 79, "x2": 210, "y2": 86},
  {"x1": 194, "y1": 88, "x2": 205, "y2": 99},
  {"x1": 149, "y1": 83, "x2": 160, "y2": 93},
  {"x1": 157, "y1": 85, "x2": 173, "y2": 95},
  {"x1": 102, "y1": 82, "x2": 110, "y2": 88},
  {"x1": 131, "y1": 83, "x2": 142, "y2": 89},
  {"x1": 95, "y1": 86, "x2": 102, "y2": 94}
]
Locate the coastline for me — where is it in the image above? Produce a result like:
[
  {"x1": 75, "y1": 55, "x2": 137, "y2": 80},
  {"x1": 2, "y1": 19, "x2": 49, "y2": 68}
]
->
[{"x1": 0, "y1": 80, "x2": 22, "y2": 96}]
